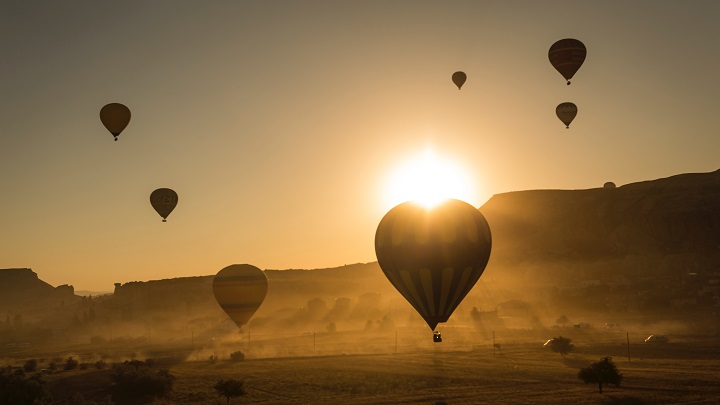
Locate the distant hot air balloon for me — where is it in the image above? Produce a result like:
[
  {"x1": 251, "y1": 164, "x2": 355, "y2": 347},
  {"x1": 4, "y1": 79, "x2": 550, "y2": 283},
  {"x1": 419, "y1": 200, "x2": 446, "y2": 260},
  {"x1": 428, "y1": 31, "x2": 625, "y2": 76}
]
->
[
  {"x1": 213, "y1": 264, "x2": 268, "y2": 330},
  {"x1": 604, "y1": 182, "x2": 616, "y2": 189},
  {"x1": 556, "y1": 102, "x2": 578, "y2": 128},
  {"x1": 452, "y1": 71, "x2": 467, "y2": 90},
  {"x1": 375, "y1": 199, "x2": 492, "y2": 335},
  {"x1": 149, "y1": 188, "x2": 178, "y2": 222},
  {"x1": 548, "y1": 38, "x2": 586, "y2": 85},
  {"x1": 99, "y1": 103, "x2": 131, "y2": 141}
]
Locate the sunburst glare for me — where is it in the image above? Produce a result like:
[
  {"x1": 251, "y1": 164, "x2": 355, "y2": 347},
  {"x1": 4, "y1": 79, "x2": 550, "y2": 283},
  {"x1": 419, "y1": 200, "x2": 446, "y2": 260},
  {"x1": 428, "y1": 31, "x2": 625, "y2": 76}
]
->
[{"x1": 384, "y1": 148, "x2": 477, "y2": 209}]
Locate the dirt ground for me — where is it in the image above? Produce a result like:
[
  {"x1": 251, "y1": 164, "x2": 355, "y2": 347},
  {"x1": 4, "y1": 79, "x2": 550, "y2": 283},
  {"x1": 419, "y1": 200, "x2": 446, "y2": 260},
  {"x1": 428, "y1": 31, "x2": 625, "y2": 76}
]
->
[{"x1": 6, "y1": 328, "x2": 719, "y2": 404}]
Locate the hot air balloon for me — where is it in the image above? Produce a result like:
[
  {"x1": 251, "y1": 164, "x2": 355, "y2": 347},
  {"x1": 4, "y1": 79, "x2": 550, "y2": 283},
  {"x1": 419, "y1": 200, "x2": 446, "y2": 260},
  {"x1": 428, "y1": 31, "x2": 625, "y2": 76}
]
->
[
  {"x1": 149, "y1": 188, "x2": 178, "y2": 222},
  {"x1": 556, "y1": 102, "x2": 578, "y2": 128},
  {"x1": 548, "y1": 38, "x2": 586, "y2": 85},
  {"x1": 213, "y1": 264, "x2": 268, "y2": 329},
  {"x1": 99, "y1": 103, "x2": 131, "y2": 141},
  {"x1": 375, "y1": 199, "x2": 492, "y2": 337},
  {"x1": 452, "y1": 71, "x2": 467, "y2": 90}
]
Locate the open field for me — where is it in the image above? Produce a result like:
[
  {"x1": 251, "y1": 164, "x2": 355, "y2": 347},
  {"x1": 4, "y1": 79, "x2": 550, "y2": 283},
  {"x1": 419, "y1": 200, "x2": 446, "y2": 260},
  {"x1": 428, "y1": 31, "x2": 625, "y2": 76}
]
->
[{"x1": 3, "y1": 328, "x2": 720, "y2": 404}]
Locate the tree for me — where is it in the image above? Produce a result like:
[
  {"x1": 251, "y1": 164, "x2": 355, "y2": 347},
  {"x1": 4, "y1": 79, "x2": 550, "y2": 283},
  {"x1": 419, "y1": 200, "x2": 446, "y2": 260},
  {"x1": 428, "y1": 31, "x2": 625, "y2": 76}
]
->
[
  {"x1": 0, "y1": 368, "x2": 48, "y2": 404},
  {"x1": 578, "y1": 356, "x2": 623, "y2": 394},
  {"x1": 64, "y1": 356, "x2": 79, "y2": 371},
  {"x1": 548, "y1": 336, "x2": 574, "y2": 357},
  {"x1": 229, "y1": 351, "x2": 245, "y2": 362},
  {"x1": 214, "y1": 378, "x2": 246, "y2": 404},
  {"x1": 556, "y1": 315, "x2": 569, "y2": 328}
]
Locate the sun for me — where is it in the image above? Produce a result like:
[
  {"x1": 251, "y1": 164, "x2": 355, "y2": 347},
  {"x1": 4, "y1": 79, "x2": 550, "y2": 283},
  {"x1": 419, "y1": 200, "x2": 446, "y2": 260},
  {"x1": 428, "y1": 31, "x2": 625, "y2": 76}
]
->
[{"x1": 384, "y1": 148, "x2": 477, "y2": 209}]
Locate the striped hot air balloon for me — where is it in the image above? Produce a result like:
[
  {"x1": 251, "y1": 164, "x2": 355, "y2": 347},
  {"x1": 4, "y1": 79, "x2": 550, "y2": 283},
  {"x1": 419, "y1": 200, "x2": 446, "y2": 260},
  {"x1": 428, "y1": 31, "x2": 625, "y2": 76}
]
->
[
  {"x1": 375, "y1": 199, "x2": 492, "y2": 332},
  {"x1": 212, "y1": 264, "x2": 268, "y2": 329},
  {"x1": 548, "y1": 38, "x2": 586, "y2": 85}
]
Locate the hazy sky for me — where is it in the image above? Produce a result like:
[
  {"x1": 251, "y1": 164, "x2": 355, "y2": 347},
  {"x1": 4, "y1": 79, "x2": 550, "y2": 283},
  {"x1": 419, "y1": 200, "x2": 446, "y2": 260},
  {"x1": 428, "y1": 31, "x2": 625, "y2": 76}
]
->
[{"x1": 2, "y1": 1, "x2": 719, "y2": 290}]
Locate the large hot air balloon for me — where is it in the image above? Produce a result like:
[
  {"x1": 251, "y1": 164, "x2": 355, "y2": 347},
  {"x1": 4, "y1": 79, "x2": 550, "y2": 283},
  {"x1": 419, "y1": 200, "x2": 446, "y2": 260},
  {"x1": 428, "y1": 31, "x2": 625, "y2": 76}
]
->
[
  {"x1": 556, "y1": 102, "x2": 578, "y2": 128},
  {"x1": 452, "y1": 71, "x2": 467, "y2": 90},
  {"x1": 213, "y1": 264, "x2": 268, "y2": 329},
  {"x1": 375, "y1": 199, "x2": 492, "y2": 334},
  {"x1": 99, "y1": 103, "x2": 131, "y2": 141},
  {"x1": 548, "y1": 38, "x2": 586, "y2": 85},
  {"x1": 149, "y1": 188, "x2": 178, "y2": 222}
]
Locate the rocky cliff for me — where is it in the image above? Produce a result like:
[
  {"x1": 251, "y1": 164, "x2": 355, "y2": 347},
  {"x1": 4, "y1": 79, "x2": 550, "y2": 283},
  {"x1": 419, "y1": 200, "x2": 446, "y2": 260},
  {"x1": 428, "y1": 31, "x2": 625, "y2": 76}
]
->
[
  {"x1": 0, "y1": 268, "x2": 76, "y2": 312},
  {"x1": 480, "y1": 169, "x2": 720, "y2": 284}
]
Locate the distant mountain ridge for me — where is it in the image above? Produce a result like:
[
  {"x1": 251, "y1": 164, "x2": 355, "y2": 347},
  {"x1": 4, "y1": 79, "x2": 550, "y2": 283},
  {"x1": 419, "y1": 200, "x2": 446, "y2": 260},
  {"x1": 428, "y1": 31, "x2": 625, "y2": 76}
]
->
[{"x1": 4, "y1": 169, "x2": 720, "y2": 313}]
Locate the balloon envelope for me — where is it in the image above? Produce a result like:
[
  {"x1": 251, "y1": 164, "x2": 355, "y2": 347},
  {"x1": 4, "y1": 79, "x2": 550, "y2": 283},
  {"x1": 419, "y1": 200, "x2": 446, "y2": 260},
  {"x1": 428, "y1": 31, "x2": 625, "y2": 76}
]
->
[
  {"x1": 548, "y1": 38, "x2": 586, "y2": 84},
  {"x1": 556, "y1": 102, "x2": 578, "y2": 128},
  {"x1": 213, "y1": 264, "x2": 268, "y2": 329},
  {"x1": 452, "y1": 71, "x2": 467, "y2": 89},
  {"x1": 149, "y1": 188, "x2": 178, "y2": 222},
  {"x1": 375, "y1": 199, "x2": 492, "y2": 330},
  {"x1": 100, "y1": 103, "x2": 131, "y2": 140}
]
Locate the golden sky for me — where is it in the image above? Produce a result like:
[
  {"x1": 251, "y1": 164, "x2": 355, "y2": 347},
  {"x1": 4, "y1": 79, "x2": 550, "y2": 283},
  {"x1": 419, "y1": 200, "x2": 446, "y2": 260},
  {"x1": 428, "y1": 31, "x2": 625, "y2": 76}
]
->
[{"x1": 2, "y1": 1, "x2": 719, "y2": 290}]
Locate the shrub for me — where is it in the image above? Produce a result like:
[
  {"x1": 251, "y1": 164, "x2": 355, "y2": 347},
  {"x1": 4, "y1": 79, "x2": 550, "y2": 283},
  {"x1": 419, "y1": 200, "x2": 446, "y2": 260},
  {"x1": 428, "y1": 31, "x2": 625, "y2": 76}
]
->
[
  {"x1": 64, "y1": 356, "x2": 79, "y2": 371},
  {"x1": 229, "y1": 351, "x2": 245, "y2": 362},
  {"x1": 111, "y1": 361, "x2": 174, "y2": 399},
  {"x1": 0, "y1": 367, "x2": 49, "y2": 404},
  {"x1": 23, "y1": 359, "x2": 37, "y2": 372}
]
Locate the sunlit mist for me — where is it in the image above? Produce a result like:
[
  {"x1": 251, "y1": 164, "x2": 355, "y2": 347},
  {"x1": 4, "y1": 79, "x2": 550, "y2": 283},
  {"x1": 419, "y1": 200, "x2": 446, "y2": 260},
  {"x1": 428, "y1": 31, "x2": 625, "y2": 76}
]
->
[{"x1": 384, "y1": 148, "x2": 477, "y2": 209}]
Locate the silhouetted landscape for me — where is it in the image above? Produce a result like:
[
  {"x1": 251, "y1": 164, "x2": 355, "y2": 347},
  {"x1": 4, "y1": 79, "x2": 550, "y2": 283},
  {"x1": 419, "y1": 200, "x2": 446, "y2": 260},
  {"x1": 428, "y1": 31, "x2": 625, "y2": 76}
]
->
[{"x1": 3, "y1": 171, "x2": 720, "y2": 403}]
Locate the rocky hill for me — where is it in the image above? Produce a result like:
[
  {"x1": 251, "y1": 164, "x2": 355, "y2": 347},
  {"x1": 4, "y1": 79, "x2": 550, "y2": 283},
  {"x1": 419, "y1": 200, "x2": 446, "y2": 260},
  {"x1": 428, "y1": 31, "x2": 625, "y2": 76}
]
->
[
  {"x1": 480, "y1": 169, "x2": 720, "y2": 285},
  {"x1": 0, "y1": 268, "x2": 76, "y2": 311},
  {"x1": 5, "y1": 170, "x2": 720, "y2": 330}
]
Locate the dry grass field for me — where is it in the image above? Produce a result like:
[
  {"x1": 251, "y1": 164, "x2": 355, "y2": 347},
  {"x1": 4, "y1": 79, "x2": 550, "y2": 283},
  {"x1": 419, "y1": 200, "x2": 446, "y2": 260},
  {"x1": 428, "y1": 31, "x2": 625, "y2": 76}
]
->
[{"x1": 4, "y1": 328, "x2": 720, "y2": 404}]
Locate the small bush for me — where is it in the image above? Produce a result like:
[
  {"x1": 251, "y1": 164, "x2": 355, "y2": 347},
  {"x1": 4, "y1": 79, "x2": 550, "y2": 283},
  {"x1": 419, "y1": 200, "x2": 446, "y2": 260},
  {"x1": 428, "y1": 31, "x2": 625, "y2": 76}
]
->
[
  {"x1": 23, "y1": 359, "x2": 37, "y2": 372},
  {"x1": 64, "y1": 356, "x2": 79, "y2": 371},
  {"x1": 229, "y1": 351, "x2": 245, "y2": 362},
  {"x1": 111, "y1": 361, "x2": 174, "y2": 399}
]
